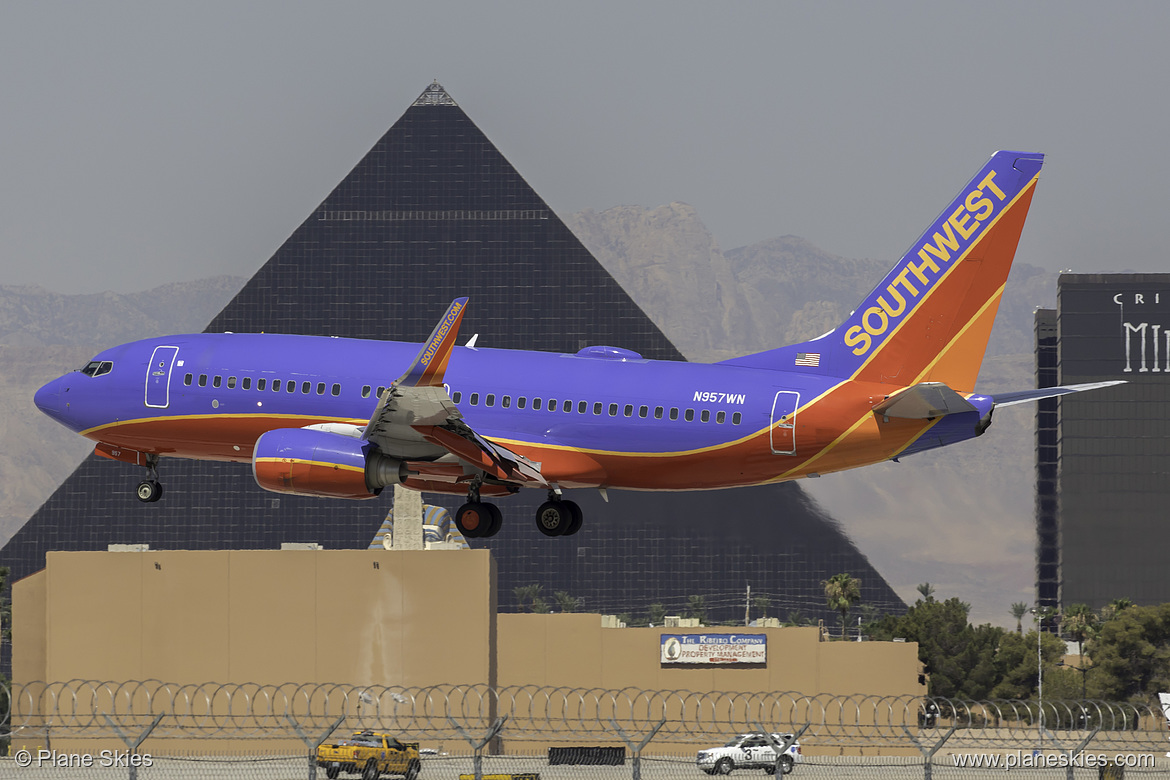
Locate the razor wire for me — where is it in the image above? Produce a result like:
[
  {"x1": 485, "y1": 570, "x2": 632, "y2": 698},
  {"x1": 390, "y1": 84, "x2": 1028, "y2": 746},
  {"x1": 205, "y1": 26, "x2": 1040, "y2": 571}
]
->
[{"x1": 3, "y1": 680, "x2": 1168, "y2": 751}]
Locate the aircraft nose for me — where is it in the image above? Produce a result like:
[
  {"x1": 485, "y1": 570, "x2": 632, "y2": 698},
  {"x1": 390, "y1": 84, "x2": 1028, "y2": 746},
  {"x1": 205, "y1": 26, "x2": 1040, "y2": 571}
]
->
[{"x1": 34, "y1": 375, "x2": 71, "y2": 426}]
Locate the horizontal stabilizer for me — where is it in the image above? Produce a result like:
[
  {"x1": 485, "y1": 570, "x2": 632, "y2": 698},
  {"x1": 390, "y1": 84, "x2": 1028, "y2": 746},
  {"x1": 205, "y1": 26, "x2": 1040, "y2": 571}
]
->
[
  {"x1": 873, "y1": 382, "x2": 976, "y2": 420},
  {"x1": 991, "y1": 381, "x2": 1126, "y2": 408}
]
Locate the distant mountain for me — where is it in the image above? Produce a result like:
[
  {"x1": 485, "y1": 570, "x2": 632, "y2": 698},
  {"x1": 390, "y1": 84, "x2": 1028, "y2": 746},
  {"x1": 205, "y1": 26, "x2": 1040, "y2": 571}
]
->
[{"x1": 4, "y1": 207, "x2": 1057, "y2": 625}]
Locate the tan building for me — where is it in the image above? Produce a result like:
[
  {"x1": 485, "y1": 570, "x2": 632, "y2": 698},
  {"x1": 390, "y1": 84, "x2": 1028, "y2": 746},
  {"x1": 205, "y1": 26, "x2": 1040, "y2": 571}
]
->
[{"x1": 12, "y1": 548, "x2": 923, "y2": 755}]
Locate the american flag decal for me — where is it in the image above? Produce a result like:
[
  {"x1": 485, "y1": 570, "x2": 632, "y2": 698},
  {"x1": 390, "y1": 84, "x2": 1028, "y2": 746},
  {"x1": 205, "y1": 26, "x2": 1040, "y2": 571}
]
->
[{"x1": 795, "y1": 352, "x2": 821, "y2": 367}]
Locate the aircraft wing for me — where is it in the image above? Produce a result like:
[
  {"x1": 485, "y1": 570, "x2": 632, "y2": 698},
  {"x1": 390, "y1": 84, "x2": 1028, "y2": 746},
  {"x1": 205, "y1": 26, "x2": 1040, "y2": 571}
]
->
[
  {"x1": 361, "y1": 298, "x2": 547, "y2": 487},
  {"x1": 990, "y1": 381, "x2": 1126, "y2": 408}
]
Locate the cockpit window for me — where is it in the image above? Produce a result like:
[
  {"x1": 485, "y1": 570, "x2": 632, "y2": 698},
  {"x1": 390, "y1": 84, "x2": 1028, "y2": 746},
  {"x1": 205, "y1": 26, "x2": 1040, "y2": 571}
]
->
[{"x1": 80, "y1": 360, "x2": 113, "y2": 377}]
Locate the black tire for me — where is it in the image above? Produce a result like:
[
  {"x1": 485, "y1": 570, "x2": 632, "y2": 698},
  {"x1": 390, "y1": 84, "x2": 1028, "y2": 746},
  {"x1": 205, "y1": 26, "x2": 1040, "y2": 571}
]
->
[
  {"x1": 562, "y1": 500, "x2": 583, "y2": 536},
  {"x1": 405, "y1": 759, "x2": 421, "y2": 780},
  {"x1": 482, "y1": 503, "x2": 503, "y2": 537},
  {"x1": 779, "y1": 755, "x2": 794, "y2": 774},
  {"x1": 455, "y1": 502, "x2": 487, "y2": 538},
  {"x1": 326, "y1": 765, "x2": 340, "y2": 780},
  {"x1": 136, "y1": 480, "x2": 161, "y2": 503},
  {"x1": 714, "y1": 757, "x2": 734, "y2": 775},
  {"x1": 362, "y1": 758, "x2": 380, "y2": 780},
  {"x1": 535, "y1": 501, "x2": 571, "y2": 536}
]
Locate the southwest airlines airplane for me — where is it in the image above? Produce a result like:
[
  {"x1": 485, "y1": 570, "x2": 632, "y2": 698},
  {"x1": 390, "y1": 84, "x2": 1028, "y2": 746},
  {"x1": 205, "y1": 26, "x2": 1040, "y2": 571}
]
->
[{"x1": 34, "y1": 151, "x2": 1119, "y2": 539}]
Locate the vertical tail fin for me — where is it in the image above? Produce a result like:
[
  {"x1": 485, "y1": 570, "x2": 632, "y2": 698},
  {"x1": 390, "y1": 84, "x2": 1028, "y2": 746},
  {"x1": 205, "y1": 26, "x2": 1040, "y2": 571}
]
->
[{"x1": 721, "y1": 151, "x2": 1043, "y2": 392}]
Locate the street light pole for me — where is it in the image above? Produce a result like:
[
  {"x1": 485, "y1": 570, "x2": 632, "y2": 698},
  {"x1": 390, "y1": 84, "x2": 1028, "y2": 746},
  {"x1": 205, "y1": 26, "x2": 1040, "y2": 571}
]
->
[{"x1": 1031, "y1": 607, "x2": 1043, "y2": 751}]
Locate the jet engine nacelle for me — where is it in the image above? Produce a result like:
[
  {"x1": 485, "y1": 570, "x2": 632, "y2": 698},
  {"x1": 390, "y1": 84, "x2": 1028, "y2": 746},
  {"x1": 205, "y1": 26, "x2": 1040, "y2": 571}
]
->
[{"x1": 252, "y1": 428, "x2": 407, "y2": 500}]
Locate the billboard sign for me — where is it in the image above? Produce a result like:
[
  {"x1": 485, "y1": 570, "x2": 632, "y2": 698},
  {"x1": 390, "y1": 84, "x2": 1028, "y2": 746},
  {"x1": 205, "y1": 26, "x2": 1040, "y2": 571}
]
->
[
  {"x1": 660, "y1": 633, "x2": 767, "y2": 665},
  {"x1": 1059, "y1": 278, "x2": 1170, "y2": 378}
]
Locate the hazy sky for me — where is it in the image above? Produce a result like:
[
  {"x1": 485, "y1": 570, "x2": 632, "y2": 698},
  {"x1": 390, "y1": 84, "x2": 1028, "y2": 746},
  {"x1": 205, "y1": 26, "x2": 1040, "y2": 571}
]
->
[{"x1": 4, "y1": 2, "x2": 1169, "y2": 294}]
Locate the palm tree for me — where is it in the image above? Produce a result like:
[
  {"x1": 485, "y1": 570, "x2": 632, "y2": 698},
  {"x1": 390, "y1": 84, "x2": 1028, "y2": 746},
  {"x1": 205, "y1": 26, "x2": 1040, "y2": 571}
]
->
[
  {"x1": 1063, "y1": 603, "x2": 1097, "y2": 661},
  {"x1": 1100, "y1": 597, "x2": 1133, "y2": 622},
  {"x1": 513, "y1": 584, "x2": 549, "y2": 613},
  {"x1": 1010, "y1": 602, "x2": 1028, "y2": 635},
  {"x1": 752, "y1": 595, "x2": 772, "y2": 620},
  {"x1": 553, "y1": 590, "x2": 580, "y2": 613},
  {"x1": 916, "y1": 583, "x2": 936, "y2": 602},
  {"x1": 823, "y1": 573, "x2": 862, "y2": 639}
]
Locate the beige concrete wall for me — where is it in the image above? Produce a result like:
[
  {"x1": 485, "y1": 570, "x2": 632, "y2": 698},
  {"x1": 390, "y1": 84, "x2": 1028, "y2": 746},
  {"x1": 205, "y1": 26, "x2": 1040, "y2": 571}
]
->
[{"x1": 27, "y1": 549, "x2": 496, "y2": 687}]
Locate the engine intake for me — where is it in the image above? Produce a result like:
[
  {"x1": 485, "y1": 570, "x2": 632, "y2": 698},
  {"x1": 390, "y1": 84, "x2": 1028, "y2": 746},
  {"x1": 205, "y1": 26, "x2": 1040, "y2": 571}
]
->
[{"x1": 252, "y1": 428, "x2": 407, "y2": 499}]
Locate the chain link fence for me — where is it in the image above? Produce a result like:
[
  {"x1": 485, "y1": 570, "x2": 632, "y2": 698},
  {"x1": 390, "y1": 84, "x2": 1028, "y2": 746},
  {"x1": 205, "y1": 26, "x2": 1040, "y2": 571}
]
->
[{"x1": 0, "y1": 681, "x2": 1167, "y2": 778}]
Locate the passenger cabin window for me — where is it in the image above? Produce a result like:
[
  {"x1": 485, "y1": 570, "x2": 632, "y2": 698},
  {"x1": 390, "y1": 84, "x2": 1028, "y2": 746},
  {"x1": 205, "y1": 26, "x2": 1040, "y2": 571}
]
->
[
  {"x1": 331, "y1": 384, "x2": 340, "y2": 396},
  {"x1": 654, "y1": 406, "x2": 663, "y2": 419},
  {"x1": 452, "y1": 391, "x2": 462, "y2": 404},
  {"x1": 517, "y1": 396, "x2": 526, "y2": 409},
  {"x1": 242, "y1": 377, "x2": 251, "y2": 390},
  {"x1": 470, "y1": 393, "x2": 480, "y2": 406},
  {"x1": 532, "y1": 398, "x2": 542, "y2": 410},
  {"x1": 593, "y1": 402, "x2": 602, "y2": 415},
  {"x1": 227, "y1": 376, "x2": 237, "y2": 389},
  {"x1": 623, "y1": 404, "x2": 633, "y2": 417},
  {"x1": 213, "y1": 376, "x2": 222, "y2": 388},
  {"x1": 302, "y1": 381, "x2": 311, "y2": 394},
  {"x1": 578, "y1": 401, "x2": 587, "y2": 413},
  {"x1": 685, "y1": 409, "x2": 695, "y2": 422},
  {"x1": 376, "y1": 386, "x2": 386, "y2": 398},
  {"x1": 272, "y1": 379, "x2": 281, "y2": 391},
  {"x1": 670, "y1": 407, "x2": 679, "y2": 420},
  {"x1": 257, "y1": 378, "x2": 267, "y2": 391},
  {"x1": 716, "y1": 411, "x2": 726, "y2": 424},
  {"x1": 286, "y1": 381, "x2": 295, "y2": 393},
  {"x1": 732, "y1": 412, "x2": 742, "y2": 425},
  {"x1": 198, "y1": 374, "x2": 207, "y2": 387},
  {"x1": 316, "y1": 382, "x2": 325, "y2": 395},
  {"x1": 502, "y1": 396, "x2": 511, "y2": 409},
  {"x1": 639, "y1": 405, "x2": 648, "y2": 418},
  {"x1": 362, "y1": 385, "x2": 371, "y2": 398},
  {"x1": 701, "y1": 410, "x2": 711, "y2": 423},
  {"x1": 486, "y1": 394, "x2": 496, "y2": 407},
  {"x1": 563, "y1": 400, "x2": 572, "y2": 413},
  {"x1": 608, "y1": 403, "x2": 618, "y2": 416},
  {"x1": 184, "y1": 373, "x2": 192, "y2": 386}
]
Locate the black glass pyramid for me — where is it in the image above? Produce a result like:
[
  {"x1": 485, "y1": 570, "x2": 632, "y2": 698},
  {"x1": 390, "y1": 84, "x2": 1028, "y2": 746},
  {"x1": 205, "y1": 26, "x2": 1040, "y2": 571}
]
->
[{"x1": 3, "y1": 82, "x2": 903, "y2": 630}]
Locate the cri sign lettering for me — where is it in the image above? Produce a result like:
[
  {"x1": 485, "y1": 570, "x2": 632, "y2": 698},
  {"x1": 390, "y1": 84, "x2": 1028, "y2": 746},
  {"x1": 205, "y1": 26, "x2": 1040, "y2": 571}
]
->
[
  {"x1": 844, "y1": 170, "x2": 1008, "y2": 356},
  {"x1": 1115, "y1": 292, "x2": 1168, "y2": 373}
]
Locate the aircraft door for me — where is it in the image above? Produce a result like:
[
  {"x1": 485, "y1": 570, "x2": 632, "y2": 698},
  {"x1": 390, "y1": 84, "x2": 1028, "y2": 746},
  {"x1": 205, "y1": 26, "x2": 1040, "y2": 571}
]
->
[
  {"x1": 770, "y1": 391, "x2": 800, "y2": 455},
  {"x1": 144, "y1": 346, "x2": 179, "y2": 408}
]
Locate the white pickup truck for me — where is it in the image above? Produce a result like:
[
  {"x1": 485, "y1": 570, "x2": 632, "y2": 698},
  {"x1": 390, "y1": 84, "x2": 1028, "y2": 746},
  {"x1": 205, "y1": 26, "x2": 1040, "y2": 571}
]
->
[{"x1": 696, "y1": 732, "x2": 801, "y2": 775}]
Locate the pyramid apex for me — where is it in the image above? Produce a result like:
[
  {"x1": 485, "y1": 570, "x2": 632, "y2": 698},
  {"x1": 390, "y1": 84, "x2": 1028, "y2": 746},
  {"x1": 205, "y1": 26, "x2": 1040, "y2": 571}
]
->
[{"x1": 413, "y1": 81, "x2": 458, "y2": 107}]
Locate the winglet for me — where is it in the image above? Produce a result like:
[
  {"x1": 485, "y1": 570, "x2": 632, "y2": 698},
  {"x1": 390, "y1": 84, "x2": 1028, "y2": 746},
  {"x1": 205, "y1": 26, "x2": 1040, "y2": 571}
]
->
[{"x1": 397, "y1": 298, "x2": 469, "y2": 388}]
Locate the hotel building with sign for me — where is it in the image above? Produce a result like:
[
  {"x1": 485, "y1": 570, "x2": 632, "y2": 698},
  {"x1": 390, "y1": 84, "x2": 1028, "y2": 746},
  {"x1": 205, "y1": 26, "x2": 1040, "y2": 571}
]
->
[{"x1": 1035, "y1": 273, "x2": 1170, "y2": 612}]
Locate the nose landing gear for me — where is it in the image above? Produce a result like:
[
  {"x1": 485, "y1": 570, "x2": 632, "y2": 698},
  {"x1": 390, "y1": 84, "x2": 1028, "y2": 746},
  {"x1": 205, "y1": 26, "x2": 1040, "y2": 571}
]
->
[{"x1": 135, "y1": 454, "x2": 163, "y2": 503}]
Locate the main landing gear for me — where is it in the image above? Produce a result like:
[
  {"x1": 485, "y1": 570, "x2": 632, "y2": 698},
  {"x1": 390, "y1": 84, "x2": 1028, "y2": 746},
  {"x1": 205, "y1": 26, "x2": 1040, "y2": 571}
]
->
[
  {"x1": 535, "y1": 491, "x2": 582, "y2": 537},
  {"x1": 135, "y1": 454, "x2": 163, "y2": 503},
  {"x1": 453, "y1": 484, "x2": 584, "y2": 539}
]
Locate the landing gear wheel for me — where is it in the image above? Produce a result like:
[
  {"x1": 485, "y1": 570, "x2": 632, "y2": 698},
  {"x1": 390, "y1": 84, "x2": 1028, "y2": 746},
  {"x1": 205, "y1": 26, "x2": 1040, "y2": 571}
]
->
[
  {"x1": 481, "y1": 502, "x2": 503, "y2": 537},
  {"x1": 536, "y1": 501, "x2": 573, "y2": 537},
  {"x1": 562, "y1": 500, "x2": 583, "y2": 536},
  {"x1": 136, "y1": 480, "x2": 162, "y2": 503},
  {"x1": 714, "y1": 757, "x2": 734, "y2": 775},
  {"x1": 456, "y1": 502, "x2": 490, "y2": 538}
]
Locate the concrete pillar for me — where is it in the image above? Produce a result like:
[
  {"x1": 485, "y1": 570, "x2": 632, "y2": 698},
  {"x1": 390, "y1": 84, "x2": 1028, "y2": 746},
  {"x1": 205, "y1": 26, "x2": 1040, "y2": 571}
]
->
[{"x1": 390, "y1": 484, "x2": 424, "y2": 549}]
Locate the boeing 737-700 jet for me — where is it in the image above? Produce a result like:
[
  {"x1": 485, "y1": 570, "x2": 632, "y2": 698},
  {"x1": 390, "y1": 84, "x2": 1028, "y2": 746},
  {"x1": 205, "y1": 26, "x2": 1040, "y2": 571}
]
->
[{"x1": 34, "y1": 150, "x2": 1120, "y2": 539}]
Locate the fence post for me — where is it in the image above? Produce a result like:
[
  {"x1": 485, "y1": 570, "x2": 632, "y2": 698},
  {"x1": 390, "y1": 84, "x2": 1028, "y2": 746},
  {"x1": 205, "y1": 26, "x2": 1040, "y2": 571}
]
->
[
  {"x1": 607, "y1": 717, "x2": 666, "y2": 780},
  {"x1": 101, "y1": 713, "x2": 164, "y2": 780},
  {"x1": 751, "y1": 721, "x2": 810, "y2": 779},
  {"x1": 1041, "y1": 725, "x2": 1101, "y2": 780},
  {"x1": 903, "y1": 723, "x2": 956, "y2": 780},
  {"x1": 286, "y1": 713, "x2": 346, "y2": 780},
  {"x1": 448, "y1": 714, "x2": 508, "y2": 780}
]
